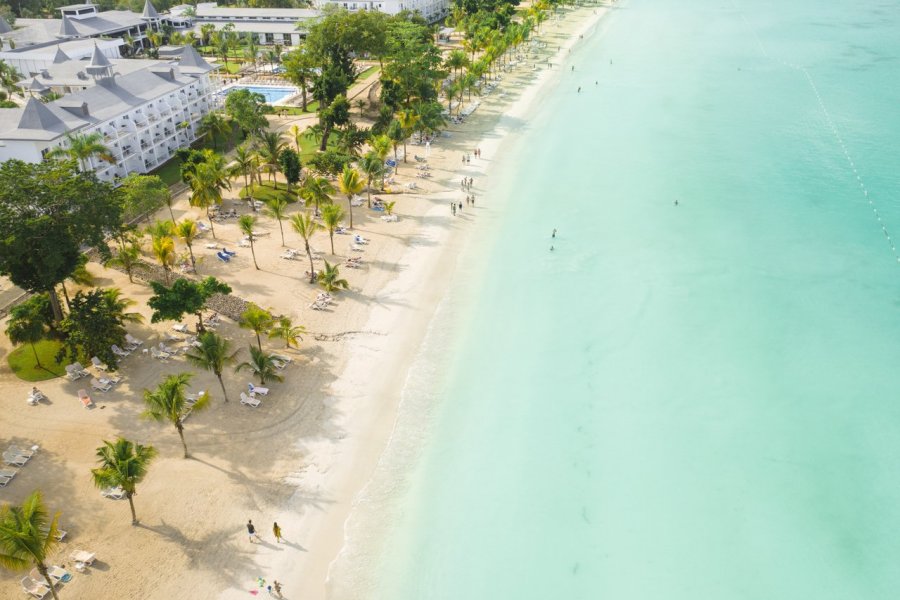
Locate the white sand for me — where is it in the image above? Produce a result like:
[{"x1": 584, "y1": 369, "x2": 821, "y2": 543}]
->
[{"x1": 0, "y1": 4, "x2": 612, "y2": 599}]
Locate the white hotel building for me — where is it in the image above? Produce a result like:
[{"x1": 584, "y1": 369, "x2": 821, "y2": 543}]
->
[
  {"x1": 315, "y1": 0, "x2": 450, "y2": 23},
  {"x1": 0, "y1": 44, "x2": 219, "y2": 183}
]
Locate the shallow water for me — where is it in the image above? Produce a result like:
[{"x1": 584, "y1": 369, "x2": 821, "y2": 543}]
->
[{"x1": 335, "y1": 1, "x2": 900, "y2": 597}]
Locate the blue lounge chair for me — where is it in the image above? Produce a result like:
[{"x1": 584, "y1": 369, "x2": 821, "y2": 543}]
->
[
  {"x1": 222, "y1": 248, "x2": 237, "y2": 257},
  {"x1": 216, "y1": 251, "x2": 231, "y2": 262}
]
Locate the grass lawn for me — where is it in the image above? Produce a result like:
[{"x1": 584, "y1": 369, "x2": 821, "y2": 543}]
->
[
  {"x1": 240, "y1": 180, "x2": 300, "y2": 203},
  {"x1": 152, "y1": 157, "x2": 183, "y2": 186},
  {"x1": 358, "y1": 65, "x2": 379, "y2": 80},
  {"x1": 7, "y1": 339, "x2": 66, "y2": 382}
]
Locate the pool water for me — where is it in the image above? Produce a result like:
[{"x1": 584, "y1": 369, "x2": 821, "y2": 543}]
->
[{"x1": 222, "y1": 85, "x2": 297, "y2": 105}]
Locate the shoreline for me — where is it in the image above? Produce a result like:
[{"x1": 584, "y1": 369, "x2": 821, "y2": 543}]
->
[{"x1": 266, "y1": 5, "x2": 616, "y2": 600}]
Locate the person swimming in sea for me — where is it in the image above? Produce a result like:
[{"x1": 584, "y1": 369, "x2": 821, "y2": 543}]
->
[{"x1": 552, "y1": 228, "x2": 557, "y2": 238}]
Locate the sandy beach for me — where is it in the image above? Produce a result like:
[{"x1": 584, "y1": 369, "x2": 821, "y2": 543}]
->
[{"x1": 0, "y1": 4, "x2": 611, "y2": 599}]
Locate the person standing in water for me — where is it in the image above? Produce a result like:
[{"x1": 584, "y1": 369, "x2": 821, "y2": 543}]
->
[{"x1": 552, "y1": 228, "x2": 557, "y2": 238}]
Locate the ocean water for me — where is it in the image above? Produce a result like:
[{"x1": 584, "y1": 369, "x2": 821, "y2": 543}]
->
[{"x1": 333, "y1": 0, "x2": 900, "y2": 598}]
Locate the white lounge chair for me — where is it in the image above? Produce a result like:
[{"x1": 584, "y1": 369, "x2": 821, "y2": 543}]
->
[
  {"x1": 9, "y1": 445, "x2": 36, "y2": 458},
  {"x1": 0, "y1": 467, "x2": 17, "y2": 478},
  {"x1": 271, "y1": 354, "x2": 293, "y2": 364},
  {"x1": 20, "y1": 576, "x2": 49, "y2": 599},
  {"x1": 72, "y1": 362, "x2": 90, "y2": 377},
  {"x1": 70, "y1": 550, "x2": 95, "y2": 571},
  {"x1": 27, "y1": 388, "x2": 44, "y2": 405},
  {"x1": 240, "y1": 392, "x2": 261, "y2": 407},
  {"x1": 111, "y1": 344, "x2": 130, "y2": 358},
  {"x1": 248, "y1": 383, "x2": 269, "y2": 396},
  {"x1": 101, "y1": 486, "x2": 125, "y2": 500},
  {"x1": 91, "y1": 356, "x2": 109, "y2": 371},
  {"x1": 99, "y1": 375, "x2": 121, "y2": 386},
  {"x1": 65, "y1": 365, "x2": 85, "y2": 381},
  {"x1": 172, "y1": 323, "x2": 189, "y2": 333},
  {"x1": 125, "y1": 333, "x2": 144, "y2": 347},
  {"x1": 3, "y1": 452, "x2": 28, "y2": 466},
  {"x1": 32, "y1": 565, "x2": 70, "y2": 585},
  {"x1": 91, "y1": 378, "x2": 112, "y2": 392},
  {"x1": 54, "y1": 528, "x2": 67, "y2": 542},
  {"x1": 272, "y1": 358, "x2": 287, "y2": 370},
  {"x1": 151, "y1": 347, "x2": 170, "y2": 360}
]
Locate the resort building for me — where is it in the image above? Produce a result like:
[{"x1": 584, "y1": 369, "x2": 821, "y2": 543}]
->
[
  {"x1": 169, "y1": 3, "x2": 321, "y2": 46},
  {"x1": 0, "y1": 1, "x2": 163, "y2": 52},
  {"x1": 0, "y1": 45, "x2": 219, "y2": 184},
  {"x1": 0, "y1": 37, "x2": 123, "y2": 78},
  {"x1": 314, "y1": 0, "x2": 450, "y2": 23}
]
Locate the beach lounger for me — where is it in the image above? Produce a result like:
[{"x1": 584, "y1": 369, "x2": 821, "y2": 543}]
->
[
  {"x1": 382, "y1": 214, "x2": 398, "y2": 222},
  {"x1": 205, "y1": 242, "x2": 219, "y2": 249},
  {"x1": 9, "y1": 445, "x2": 37, "y2": 458},
  {"x1": 125, "y1": 334, "x2": 144, "y2": 347},
  {"x1": 0, "y1": 467, "x2": 17, "y2": 479},
  {"x1": 271, "y1": 354, "x2": 293, "y2": 364},
  {"x1": 99, "y1": 374, "x2": 121, "y2": 386},
  {"x1": 248, "y1": 383, "x2": 269, "y2": 396},
  {"x1": 72, "y1": 362, "x2": 90, "y2": 377},
  {"x1": 163, "y1": 331, "x2": 183, "y2": 343},
  {"x1": 54, "y1": 528, "x2": 67, "y2": 542},
  {"x1": 222, "y1": 248, "x2": 237, "y2": 256},
  {"x1": 3, "y1": 451, "x2": 29, "y2": 466},
  {"x1": 172, "y1": 323, "x2": 189, "y2": 333},
  {"x1": 111, "y1": 344, "x2": 130, "y2": 358},
  {"x1": 91, "y1": 378, "x2": 112, "y2": 392},
  {"x1": 272, "y1": 358, "x2": 287, "y2": 370},
  {"x1": 20, "y1": 576, "x2": 50, "y2": 599},
  {"x1": 353, "y1": 235, "x2": 369, "y2": 244},
  {"x1": 240, "y1": 392, "x2": 261, "y2": 407},
  {"x1": 151, "y1": 347, "x2": 170, "y2": 360},
  {"x1": 27, "y1": 388, "x2": 44, "y2": 405},
  {"x1": 91, "y1": 356, "x2": 109, "y2": 371},
  {"x1": 216, "y1": 251, "x2": 231, "y2": 263},
  {"x1": 101, "y1": 486, "x2": 125, "y2": 499},
  {"x1": 0, "y1": 474, "x2": 11, "y2": 487},
  {"x1": 77, "y1": 389, "x2": 94, "y2": 409},
  {"x1": 345, "y1": 261, "x2": 362, "y2": 269},
  {"x1": 65, "y1": 365, "x2": 85, "y2": 381},
  {"x1": 70, "y1": 550, "x2": 95, "y2": 571},
  {"x1": 32, "y1": 566, "x2": 71, "y2": 585}
]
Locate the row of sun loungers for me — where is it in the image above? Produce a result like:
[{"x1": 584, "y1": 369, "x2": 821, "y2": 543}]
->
[
  {"x1": 2, "y1": 445, "x2": 38, "y2": 486},
  {"x1": 27, "y1": 387, "x2": 45, "y2": 406},
  {"x1": 310, "y1": 292, "x2": 334, "y2": 310}
]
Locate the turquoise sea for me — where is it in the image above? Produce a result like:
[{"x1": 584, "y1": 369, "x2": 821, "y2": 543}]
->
[{"x1": 334, "y1": 0, "x2": 900, "y2": 598}]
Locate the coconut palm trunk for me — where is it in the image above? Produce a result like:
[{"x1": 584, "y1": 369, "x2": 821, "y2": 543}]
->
[
  {"x1": 304, "y1": 240, "x2": 316, "y2": 283},
  {"x1": 36, "y1": 564, "x2": 59, "y2": 600},
  {"x1": 176, "y1": 422, "x2": 189, "y2": 458},
  {"x1": 214, "y1": 369, "x2": 228, "y2": 402},
  {"x1": 126, "y1": 491, "x2": 138, "y2": 525}
]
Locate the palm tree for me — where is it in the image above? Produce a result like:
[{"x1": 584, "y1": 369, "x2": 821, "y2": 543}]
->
[
  {"x1": 102, "y1": 288, "x2": 144, "y2": 325},
  {"x1": 290, "y1": 212, "x2": 321, "y2": 282},
  {"x1": 338, "y1": 165, "x2": 364, "y2": 229},
  {"x1": 320, "y1": 203, "x2": 344, "y2": 255},
  {"x1": 384, "y1": 200, "x2": 396, "y2": 216},
  {"x1": 5, "y1": 298, "x2": 48, "y2": 368},
  {"x1": 186, "y1": 332, "x2": 237, "y2": 402},
  {"x1": 197, "y1": 112, "x2": 231, "y2": 151},
  {"x1": 264, "y1": 197, "x2": 288, "y2": 246},
  {"x1": 189, "y1": 154, "x2": 231, "y2": 238},
  {"x1": 255, "y1": 130, "x2": 286, "y2": 185},
  {"x1": 300, "y1": 175, "x2": 334, "y2": 217},
  {"x1": 238, "y1": 214, "x2": 260, "y2": 270},
  {"x1": 91, "y1": 438, "x2": 157, "y2": 525},
  {"x1": 236, "y1": 345, "x2": 284, "y2": 386},
  {"x1": 239, "y1": 304, "x2": 273, "y2": 351},
  {"x1": 175, "y1": 219, "x2": 199, "y2": 270},
  {"x1": 230, "y1": 144, "x2": 258, "y2": 209},
  {"x1": 145, "y1": 219, "x2": 175, "y2": 241},
  {"x1": 268, "y1": 316, "x2": 306, "y2": 348},
  {"x1": 104, "y1": 241, "x2": 142, "y2": 283},
  {"x1": 151, "y1": 235, "x2": 176, "y2": 285},
  {"x1": 289, "y1": 124, "x2": 303, "y2": 153},
  {"x1": 141, "y1": 373, "x2": 210, "y2": 459},
  {"x1": 0, "y1": 491, "x2": 62, "y2": 600},
  {"x1": 245, "y1": 37, "x2": 259, "y2": 73},
  {"x1": 318, "y1": 261, "x2": 350, "y2": 293},
  {"x1": 47, "y1": 132, "x2": 116, "y2": 172},
  {"x1": 396, "y1": 109, "x2": 420, "y2": 163},
  {"x1": 445, "y1": 48, "x2": 469, "y2": 79},
  {"x1": 360, "y1": 151, "x2": 385, "y2": 206},
  {"x1": 371, "y1": 134, "x2": 392, "y2": 188}
]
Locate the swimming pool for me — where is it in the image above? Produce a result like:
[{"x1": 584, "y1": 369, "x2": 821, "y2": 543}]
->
[{"x1": 221, "y1": 84, "x2": 298, "y2": 105}]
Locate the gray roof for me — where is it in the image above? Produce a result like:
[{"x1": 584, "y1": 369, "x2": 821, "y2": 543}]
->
[
  {"x1": 177, "y1": 44, "x2": 212, "y2": 72},
  {"x1": 8, "y1": 11, "x2": 146, "y2": 46},
  {"x1": 16, "y1": 57, "x2": 166, "y2": 88},
  {"x1": 141, "y1": 0, "x2": 160, "y2": 19},
  {"x1": 58, "y1": 14, "x2": 79, "y2": 37},
  {"x1": 23, "y1": 77, "x2": 49, "y2": 92},
  {"x1": 0, "y1": 16, "x2": 12, "y2": 35},
  {"x1": 89, "y1": 43, "x2": 111, "y2": 67},
  {"x1": 194, "y1": 6, "x2": 320, "y2": 19},
  {"x1": 15, "y1": 97, "x2": 70, "y2": 139},
  {"x1": 52, "y1": 46, "x2": 71, "y2": 63}
]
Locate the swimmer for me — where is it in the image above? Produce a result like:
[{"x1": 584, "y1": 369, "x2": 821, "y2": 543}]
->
[
  {"x1": 595, "y1": 81, "x2": 598, "y2": 85},
  {"x1": 674, "y1": 199, "x2": 679, "y2": 206},
  {"x1": 552, "y1": 228, "x2": 557, "y2": 238},
  {"x1": 577, "y1": 87, "x2": 581, "y2": 93},
  {"x1": 571, "y1": 65, "x2": 575, "y2": 71},
  {"x1": 550, "y1": 245, "x2": 555, "y2": 251}
]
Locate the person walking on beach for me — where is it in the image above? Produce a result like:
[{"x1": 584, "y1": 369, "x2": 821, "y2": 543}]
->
[
  {"x1": 273, "y1": 522, "x2": 283, "y2": 543},
  {"x1": 451, "y1": 202, "x2": 456, "y2": 216},
  {"x1": 471, "y1": 194, "x2": 476, "y2": 206},
  {"x1": 272, "y1": 581, "x2": 283, "y2": 598},
  {"x1": 458, "y1": 201, "x2": 463, "y2": 213},
  {"x1": 247, "y1": 519, "x2": 261, "y2": 543}
]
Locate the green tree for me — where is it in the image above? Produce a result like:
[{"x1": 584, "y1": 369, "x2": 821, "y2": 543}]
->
[
  {"x1": 118, "y1": 174, "x2": 171, "y2": 222},
  {"x1": 142, "y1": 373, "x2": 210, "y2": 459},
  {"x1": 225, "y1": 88, "x2": 269, "y2": 138},
  {"x1": 236, "y1": 345, "x2": 284, "y2": 386},
  {"x1": 188, "y1": 151, "x2": 231, "y2": 238},
  {"x1": 5, "y1": 295, "x2": 50, "y2": 368},
  {"x1": 59, "y1": 288, "x2": 142, "y2": 370},
  {"x1": 239, "y1": 304, "x2": 273, "y2": 351},
  {"x1": 175, "y1": 219, "x2": 199, "y2": 270},
  {"x1": 104, "y1": 241, "x2": 142, "y2": 283},
  {"x1": 230, "y1": 144, "x2": 259, "y2": 207},
  {"x1": 395, "y1": 108, "x2": 420, "y2": 163},
  {"x1": 197, "y1": 112, "x2": 231, "y2": 152},
  {"x1": 300, "y1": 175, "x2": 334, "y2": 217},
  {"x1": 0, "y1": 491, "x2": 62, "y2": 600},
  {"x1": 264, "y1": 197, "x2": 289, "y2": 247},
  {"x1": 278, "y1": 147, "x2": 302, "y2": 193},
  {"x1": 255, "y1": 130, "x2": 286, "y2": 185},
  {"x1": 320, "y1": 203, "x2": 344, "y2": 255},
  {"x1": 148, "y1": 277, "x2": 232, "y2": 332},
  {"x1": 269, "y1": 316, "x2": 306, "y2": 349},
  {"x1": 238, "y1": 214, "x2": 260, "y2": 270},
  {"x1": 282, "y1": 45, "x2": 317, "y2": 112},
  {"x1": 290, "y1": 212, "x2": 321, "y2": 283},
  {"x1": 318, "y1": 94, "x2": 351, "y2": 152},
  {"x1": 91, "y1": 438, "x2": 158, "y2": 525},
  {"x1": 0, "y1": 160, "x2": 122, "y2": 321},
  {"x1": 337, "y1": 164, "x2": 364, "y2": 229},
  {"x1": 360, "y1": 151, "x2": 385, "y2": 206},
  {"x1": 186, "y1": 331, "x2": 238, "y2": 402},
  {"x1": 317, "y1": 260, "x2": 350, "y2": 293},
  {"x1": 46, "y1": 131, "x2": 116, "y2": 172},
  {"x1": 151, "y1": 235, "x2": 176, "y2": 285}
]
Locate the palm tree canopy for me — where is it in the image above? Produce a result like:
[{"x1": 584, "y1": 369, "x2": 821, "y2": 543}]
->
[
  {"x1": 186, "y1": 331, "x2": 237, "y2": 375},
  {"x1": 238, "y1": 214, "x2": 257, "y2": 238},
  {"x1": 321, "y1": 204, "x2": 345, "y2": 232},
  {"x1": 239, "y1": 304, "x2": 273, "y2": 337},
  {"x1": 141, "y1": 372, "x2": 208, "y2": 425},
  {"x1": 268, "y1": 316, "x2": 306, "y2": 347},
  {"x1": 0, "y1": 491, "x2": 60, "y2": 572},
  {"x1": 338, "y1": 165, "x2": 364, "y2": 199},
  {"x1": 318, "y1": 260, "x2": 350, "y2": 293},
  {"x1": 236, "y1": 345, "x2": 285, "y2": 385},
  {"x1": 91, "y1": 438, "x2": 158, "y2": 495},
  {"x1": 300, "y1": 176, "x2": 335, "y2": 210},
  {"x1": 290, "y1": 212, "x2": 320, "y2": 241}
]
